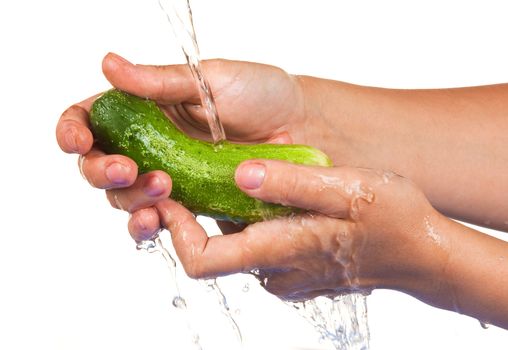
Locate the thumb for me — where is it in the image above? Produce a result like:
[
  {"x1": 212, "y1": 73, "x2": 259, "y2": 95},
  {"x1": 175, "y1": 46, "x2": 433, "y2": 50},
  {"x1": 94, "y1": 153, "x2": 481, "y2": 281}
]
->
[
  {"x1": 235, "y1": 160, "x2": 374, "y2": 218},
  {"x1": 101, "y1": 52, "x2": 199, "y2": 104}
]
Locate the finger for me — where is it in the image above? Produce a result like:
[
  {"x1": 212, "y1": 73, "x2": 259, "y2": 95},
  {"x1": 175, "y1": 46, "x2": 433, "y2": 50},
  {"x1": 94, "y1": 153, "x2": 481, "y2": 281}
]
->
[
  {"x1": 56, "y1": 95, "x2": 99, "y2": 154},
  {"x1": 106, "y1": 171, "x2": 172, "y2": 212},
  {"x1": 128, "y1": 207, "x2": 162, "y2": 242},
  {"x1": 156, "y1": 200, "x2": 338, "y2": 279},
  {"x1": 156, "y1": 200, "x2": 293, "y2": 278},
  {"x1": 102, "y1": 52, "x2": 199, "y2": 105},
  {"x1": 216, "y1": 220, "x2": 247, "y2": 235},
  {"x1": 235, "y1": 160, "x2": 374, "y2": 218},
  {"x1": 80, "y1": 148, "x2": 138, "y2": 189}
]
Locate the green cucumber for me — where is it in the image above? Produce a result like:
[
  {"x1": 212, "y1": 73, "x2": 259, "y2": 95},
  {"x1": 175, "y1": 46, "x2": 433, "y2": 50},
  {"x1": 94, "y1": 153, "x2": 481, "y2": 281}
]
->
[{"x1": 90, "y1": 89, "x2": 332, "y2": 223}]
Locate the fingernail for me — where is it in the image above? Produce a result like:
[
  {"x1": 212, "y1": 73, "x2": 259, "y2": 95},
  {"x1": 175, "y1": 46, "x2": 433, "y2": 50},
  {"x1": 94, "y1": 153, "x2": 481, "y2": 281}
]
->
[
  {"x1": 108, "y1": 52, "x2": 131, "y2": 65},
  {"x1": 106, "y1": 163, "x2": 130, "y2": 185},
  {"x1": 143, "y1": 176, "x2": 166, "y2": 197},
  {"x1": 64, "y1": 127, "x2": 78, "y2": 153},
  {"x1": 236, "y1": 163, "x2": 266, "y2": 190}
]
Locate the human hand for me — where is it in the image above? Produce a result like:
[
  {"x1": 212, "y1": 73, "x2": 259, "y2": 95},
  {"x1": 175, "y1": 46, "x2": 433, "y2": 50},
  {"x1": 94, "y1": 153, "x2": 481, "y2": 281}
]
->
[
  {"x1": 154, "y1": 160, "x2": 450, "y2": 301},
  {"x1": 56, "y1": 52, "x2": 325, "y2": 240}
]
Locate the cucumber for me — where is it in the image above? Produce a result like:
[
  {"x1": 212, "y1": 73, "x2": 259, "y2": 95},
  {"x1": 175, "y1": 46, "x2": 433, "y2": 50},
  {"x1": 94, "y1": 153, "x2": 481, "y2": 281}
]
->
[{"x1": 90, "y1": 89, "x2": 332, "y2": 223}]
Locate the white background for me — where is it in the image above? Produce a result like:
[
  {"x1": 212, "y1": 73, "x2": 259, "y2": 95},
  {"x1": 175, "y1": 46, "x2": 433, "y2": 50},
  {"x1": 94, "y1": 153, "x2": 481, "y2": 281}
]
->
[{"x1": 0, "y1": 0, "x2": 507, "y2": 349}]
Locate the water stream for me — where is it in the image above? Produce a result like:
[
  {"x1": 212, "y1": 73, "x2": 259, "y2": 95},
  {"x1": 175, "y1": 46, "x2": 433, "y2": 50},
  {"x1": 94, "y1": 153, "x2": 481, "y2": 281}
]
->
[
  {"x1": 150, "y1": 0, "x2": 371, "y2": 348},
  {"x1": 158, "y1": 0, "x2": 226, "y2": 144}
]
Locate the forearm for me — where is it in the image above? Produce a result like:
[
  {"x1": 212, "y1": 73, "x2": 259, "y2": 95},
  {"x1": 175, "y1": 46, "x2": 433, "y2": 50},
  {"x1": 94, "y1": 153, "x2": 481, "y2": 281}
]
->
[
  {"x1": 299, "y1": 77, "x2": 508, "y2": 230},
  {"x1": 405, "y1": 216, "x2": 508, "y2": 329}
]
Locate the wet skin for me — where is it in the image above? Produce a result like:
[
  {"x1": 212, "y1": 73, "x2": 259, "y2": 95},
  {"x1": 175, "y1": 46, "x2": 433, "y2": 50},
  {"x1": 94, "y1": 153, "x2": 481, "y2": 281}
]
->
[{"x1": 56, "y1": 53, "x2": 508, "y2": 329}]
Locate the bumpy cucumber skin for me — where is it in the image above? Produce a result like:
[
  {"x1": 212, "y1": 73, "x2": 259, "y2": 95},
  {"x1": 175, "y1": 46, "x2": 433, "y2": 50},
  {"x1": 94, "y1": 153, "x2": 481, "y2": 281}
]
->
[{"x1": 90, "y1": 89, "x2": 332, "y2": 223}]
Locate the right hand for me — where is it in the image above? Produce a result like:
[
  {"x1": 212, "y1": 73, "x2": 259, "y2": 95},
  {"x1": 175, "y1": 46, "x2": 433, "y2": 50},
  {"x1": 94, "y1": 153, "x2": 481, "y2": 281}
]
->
[{"x1": 55, "y1": 52, "x2": 325, "y2": 240}]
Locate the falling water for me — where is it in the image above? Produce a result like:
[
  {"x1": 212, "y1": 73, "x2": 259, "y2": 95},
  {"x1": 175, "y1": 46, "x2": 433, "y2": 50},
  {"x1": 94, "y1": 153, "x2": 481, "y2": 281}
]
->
[
  {"x1": 289, "y1": 294, "x2": 370, "y2": 350},
  {"x1": 158, "y1": 0, "x2": 226, "y2": 144},
  {"x1": 154, "y1": 1, "x2": 370, "y2": 348},
  {"x1": 136, "y1": 235, "x2": 203, "y2": 350}
]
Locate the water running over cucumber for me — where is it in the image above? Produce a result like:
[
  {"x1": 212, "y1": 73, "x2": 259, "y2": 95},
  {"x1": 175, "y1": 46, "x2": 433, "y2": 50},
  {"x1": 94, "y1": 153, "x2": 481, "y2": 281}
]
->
[{"x1": 153, "y1": 1, "x2": 370, "y2": 349}]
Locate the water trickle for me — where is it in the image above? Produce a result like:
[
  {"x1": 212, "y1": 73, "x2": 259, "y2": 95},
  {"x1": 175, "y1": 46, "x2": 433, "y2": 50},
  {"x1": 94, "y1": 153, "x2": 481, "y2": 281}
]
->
[
  {"x1": 113, "y1": 194, "x2": 125, "y2": 212},
  {"x1": 201, "y1": 278, "x2": 243, "y2": 343},
  {"x1": 158, "y1": 0, "x2": 226, "y2": 144},
  {"x1": 317, "y1": 174, "x2": 374, "y2": 221},
  {"x1": 374, "y1": 169, "x2": 397, "y2": 184},
  {"x1": 137, "y1": 235, "x2": 202, "y2": 350},
  {"x1": 424, "y1": 216, "x2": 441, "y2": 245}
]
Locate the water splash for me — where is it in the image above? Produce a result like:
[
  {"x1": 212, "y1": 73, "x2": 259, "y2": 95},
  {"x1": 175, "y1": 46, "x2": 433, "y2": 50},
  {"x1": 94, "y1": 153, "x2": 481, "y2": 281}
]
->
[
  {"x1": 289, "y1": 293, "x2": 370, "y2": 350},
  {"x1": 158, "y1": 0, "x2": 226, "y2": 144}
]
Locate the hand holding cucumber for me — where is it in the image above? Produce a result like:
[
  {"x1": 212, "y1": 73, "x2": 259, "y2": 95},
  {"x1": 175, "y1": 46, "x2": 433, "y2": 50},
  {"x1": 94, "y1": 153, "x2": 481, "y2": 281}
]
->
[
  {"x1": 56, "y1": 52, "x2": 328, "y2": 238},
  {"x1": 56, "y1": 53, "x2": 508, "y2": 328},
  {"x1": 155, "y1": 160, "x2": 508, "y2": 329},
  {"x1": 155, "y1": 161, "x2": 447, "y2": 302}
]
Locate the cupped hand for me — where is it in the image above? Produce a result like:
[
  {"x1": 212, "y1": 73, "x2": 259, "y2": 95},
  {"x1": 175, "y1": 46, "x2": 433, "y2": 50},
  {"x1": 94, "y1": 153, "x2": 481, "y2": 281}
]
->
[
  {"x1": 155, "y1": 160, "x2": 450, "y2": 301},
  {"x1": 56, "y1": 52, "x2": 318, "y2": 240}
]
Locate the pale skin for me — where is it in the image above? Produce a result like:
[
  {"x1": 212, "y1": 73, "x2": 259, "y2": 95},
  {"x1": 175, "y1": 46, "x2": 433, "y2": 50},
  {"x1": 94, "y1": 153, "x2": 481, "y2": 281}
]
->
[{"x1": 56, "y1": 53, "x2": 508, "y2": 329}]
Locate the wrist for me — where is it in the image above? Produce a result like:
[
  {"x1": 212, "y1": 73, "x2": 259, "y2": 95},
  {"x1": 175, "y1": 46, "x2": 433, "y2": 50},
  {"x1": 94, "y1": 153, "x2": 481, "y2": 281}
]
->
[
  {"x1": 392, "y1": 211, "x2": 459, "y2": 309},
  {"x1": 295, "y1": 76, "x2": 422, "y2": 180},
  {"x1": 292, "y1": 75, "x2": 347, "y2": 161},
  {"x1": 367, "y1": 206, "x2": 453, "y2": 299}
]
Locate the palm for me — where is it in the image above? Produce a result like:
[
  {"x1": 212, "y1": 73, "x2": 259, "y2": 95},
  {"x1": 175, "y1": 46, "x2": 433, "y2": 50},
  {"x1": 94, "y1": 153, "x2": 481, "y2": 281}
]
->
[{"x1": 159, "y1": 60, "x2": 307, "y2": 144}]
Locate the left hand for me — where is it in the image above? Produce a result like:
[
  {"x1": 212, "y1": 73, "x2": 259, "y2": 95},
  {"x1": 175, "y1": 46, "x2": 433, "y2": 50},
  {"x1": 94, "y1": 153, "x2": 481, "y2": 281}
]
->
[{"x1": 154, "y1": 160, "x2": 450, "y2": 301}]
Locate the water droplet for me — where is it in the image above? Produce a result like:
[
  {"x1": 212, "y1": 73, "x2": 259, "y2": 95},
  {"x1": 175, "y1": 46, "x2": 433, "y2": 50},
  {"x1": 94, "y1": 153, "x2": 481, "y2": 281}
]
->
[
  {"x1": 242, "y1": 283, "x2": 250, "y2": 293},
  {"x1": 172, "y1": 296, "x2": 187, "y2": 309},
  {"x1": 136, "y1": 239, "x2": 158, "y2": 252},
  {"x1": 191, "y1": 334, "x2": 201, "y2": 345},
  {"x1": 479, "y1": 320, "x2": 490, "y2": 329}
]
